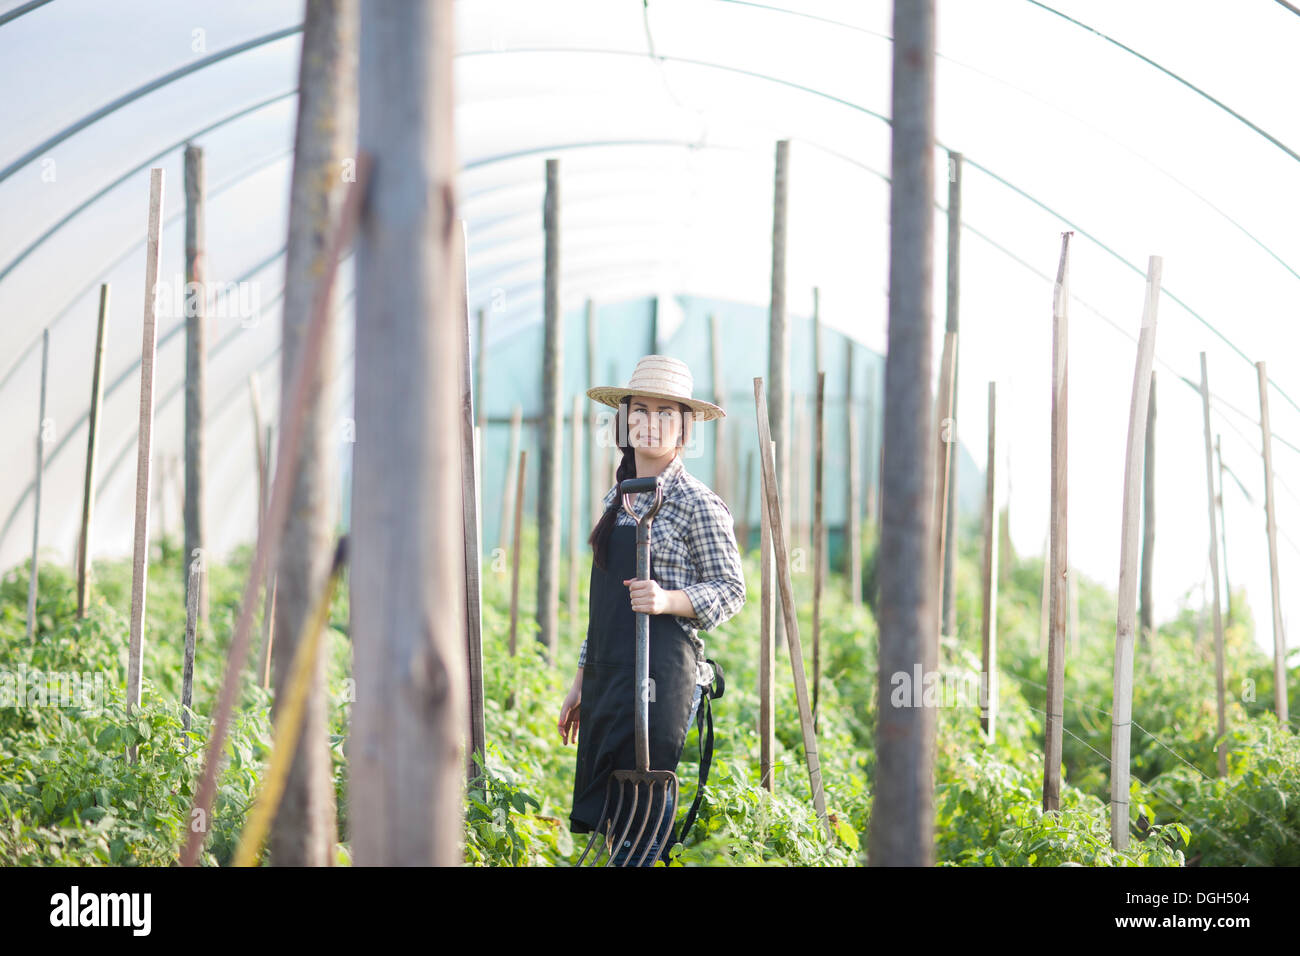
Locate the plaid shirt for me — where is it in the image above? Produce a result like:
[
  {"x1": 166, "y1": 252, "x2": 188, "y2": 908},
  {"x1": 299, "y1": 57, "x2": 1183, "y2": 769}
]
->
[{"x1": 578, "y1": 453, "x2": 746, "y2": 668}]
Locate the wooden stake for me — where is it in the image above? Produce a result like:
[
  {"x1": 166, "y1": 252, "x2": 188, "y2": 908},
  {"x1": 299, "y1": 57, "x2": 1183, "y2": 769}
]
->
[
  {"x1": 1140, "y1": 371, "x2": 1156, "y2": 643},
  {"x1": 980, "y1": 382, "x2": 999, "y2": 742},
  {"x1": 25, "y1": 328, "x2": 49, "y2": 640},
  {"x1": 1199, "y1": 352, "x2": 1228, "y2": 777},
  {"x1": 942, "y1": 151, "x2": 963, "y2": 641},
  {"x1": 258, "y1": 423, "x2": 275, "y2": 690},
  {"x1": 509, "y1": 449, "x2": 527, "y2": 656},
  {"x1": 1110, "y1": 254, "x2": 1161, "y2": 850},
  {"x1": 1043, "y1": 230, "x2": 1072, "y2": 812},
  {"x1": 759, "y1": 437, "x2": 776, "y2": 793},
  {"x1": 1216, "y1": 435, "x2": 1232, "y2": 626},
  {"x1": 710, "y1": 313, "x2": 726, "y2": 503},
  {"x1": 456, "y1": 220, "x2": 486, "y2": 788},
  {"x1": 183, "y1": 144, "x2": 208, "y2": 626},
  {"x1": 934, "y1": 329, "x2": 956, "y2": 644},
  {"x1": 770, "y1": 140, "x2": 790, "y2": 653},
  {"x1": 126, "y1": 169, "x2": 165, "y2": 763},
  {"x1": 1257, "y1": 361, "x2": 1288, "y2": 725},
  {"x1": 182, "y1": 558, "x2": 201, "y2": 741},
  {"x1": 537, "y1": 157, "x2": 562, "y2": 663},
  {"x1": 568, "y1": 392, "x2": 582, "y2": 639},
  {"x1": 755, "y1": 378, "x2": 831, "y2": 839},
  {"x1": 77, "y1": 287, "x2": 110, "y2": 619},
  {"x1": 587, "y1": 299, "x2": 601, "y2": 525},
  {"x1": 812, "y1": 371, "x2": 825, "y2": 731},
  {"x1": 499, "y1": 405, "x2": 522, "y2": 553},
  {"x1": 847, "y1": 392, "x2": 862, "y2": 607}
]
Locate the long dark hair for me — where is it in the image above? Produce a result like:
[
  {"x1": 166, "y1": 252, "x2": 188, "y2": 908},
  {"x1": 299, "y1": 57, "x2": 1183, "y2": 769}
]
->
[{"x1": 588, "y1": 395, "x2": 693, "y2": 570}]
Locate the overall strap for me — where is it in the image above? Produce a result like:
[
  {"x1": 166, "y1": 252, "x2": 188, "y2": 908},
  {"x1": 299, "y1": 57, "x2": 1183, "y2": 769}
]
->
[{"x1": 667, "y1": 659, "x2": 725, "y2": 861}]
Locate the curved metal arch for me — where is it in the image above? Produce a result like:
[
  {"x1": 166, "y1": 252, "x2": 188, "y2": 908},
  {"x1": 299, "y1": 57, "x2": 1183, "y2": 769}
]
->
[
  {"x1": 0, "y1": 0, "x2": 52, "y2": 29},
  {"x1": 0, "y1": 25, "x2": 301, "y2": 185}
]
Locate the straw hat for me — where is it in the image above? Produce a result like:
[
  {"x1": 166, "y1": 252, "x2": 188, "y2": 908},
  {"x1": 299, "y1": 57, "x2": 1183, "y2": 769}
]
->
[{"x1": 586, "y1": 355, "x2": 726, "y2": 421}]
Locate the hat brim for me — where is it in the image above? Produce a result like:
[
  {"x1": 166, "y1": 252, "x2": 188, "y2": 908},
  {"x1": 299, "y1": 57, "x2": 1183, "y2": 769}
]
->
[{"x1": 586, "y1": 386, "x2": 726, "y2": 421}]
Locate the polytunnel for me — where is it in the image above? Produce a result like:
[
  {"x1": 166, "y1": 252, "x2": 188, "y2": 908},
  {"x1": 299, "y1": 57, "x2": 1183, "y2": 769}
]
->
[{"x1": 0, "y1": 0, "x2": 1299, "y2": 876}]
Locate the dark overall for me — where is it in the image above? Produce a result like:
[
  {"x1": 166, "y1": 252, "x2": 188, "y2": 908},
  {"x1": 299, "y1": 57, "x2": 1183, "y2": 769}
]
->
[{"x1": 570, "y1": 523, "x2": 699, "y2": 864}]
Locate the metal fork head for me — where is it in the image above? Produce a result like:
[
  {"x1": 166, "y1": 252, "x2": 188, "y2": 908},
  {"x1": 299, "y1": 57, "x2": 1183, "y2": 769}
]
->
[{"x1": 576, "y1": 771, "x2": 680, "y2": 867}]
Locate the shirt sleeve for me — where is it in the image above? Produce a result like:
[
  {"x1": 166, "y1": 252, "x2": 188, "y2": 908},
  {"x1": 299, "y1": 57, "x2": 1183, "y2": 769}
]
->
[{"x1": 677, "y1": 492, "x2": 747, "y2": 633}]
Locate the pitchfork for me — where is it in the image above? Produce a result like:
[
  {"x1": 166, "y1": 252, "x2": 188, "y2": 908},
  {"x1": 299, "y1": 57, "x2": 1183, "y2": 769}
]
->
[{"x1": 577, "y1": 475, "x2": 680, "y2": 866}]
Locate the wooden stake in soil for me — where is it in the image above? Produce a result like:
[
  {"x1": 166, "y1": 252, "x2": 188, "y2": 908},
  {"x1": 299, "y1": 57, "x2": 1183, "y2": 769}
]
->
[
  {"x1": 1140, "y1": 371, "x2": 1156, "y2": 643},
  {"x1": 1256, "y1": 361, "x2": 1288, "y2": 725},
  {"x1": 182, "y1": 558, "x2": 201, "y2": 742},
  {"x1": 1198, "y1": 352, "x2": 1229, "y2": 777},
  {"x1": 536, "y1": 157, "x2": 564, "y2": 664},
  {"x1": 183, "y1": 144, "x2": 208, "y2": 626},
  {"x1": 25, "y1": 328, "x2": 50, "y2": 640},
  {"x1": 980, "y1": 381, "x2": 999, "y2": 742},
  {"x1": 755, "y1": 378, "x2": 832, "y2": 839},
  {"x1": 77, "y1": 286, "x2": 110, "y2": 619},
  {"x1": 1216, "y1": 434, "x2": 1232, "y2": 626},
  {"x1": 126, "y1": 169, "x2": 165, "y2": 763},
  {"x1": 942, "y1": 151, "x2": 963, "y2": 641},
  {"x1": 509, "y1": 449, "x2": 527, "y2": 657},
  {"x1": 933, "y1": 328, "x2": 956, "y2": 644},
  {"x1": 813, "y1": 370, "x2": 826, "y2": 729},
  {"x1": 759, "y1": 437, "x2": 776, "y2": 793},
  {"x1": 769, "y1": 140, "x2": 790, "y2": 653},
  {"x1": 1109, "y1": 255, "x2": 1161, "y2": 850},
  {"x1": 1043, "y1": 230, "x2": 1072, "y2": 813}
]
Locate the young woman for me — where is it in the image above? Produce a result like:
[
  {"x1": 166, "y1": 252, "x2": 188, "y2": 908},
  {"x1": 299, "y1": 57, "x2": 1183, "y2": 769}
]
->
[{"x1": 558, "y1": 354, "x2": 746, "y2": 866}]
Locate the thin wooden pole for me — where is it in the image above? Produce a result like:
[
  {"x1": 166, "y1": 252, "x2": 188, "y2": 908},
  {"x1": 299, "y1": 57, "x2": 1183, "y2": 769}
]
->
[
  {"x1": 1216, "y1": 434, "x2": 1232, "y2": 626},
  {"x1": 499, "y1": 404, "x2": 522, "y2": 554},
  {"x1": 847, "y1": 392, "x2": 862, "y2": 607},
  {"x1": 183, "y1": 143, "x2": 208, "y2": 627},
  {"x1": 1199, "y1": 352, "x2": 1228, "y2": 777},
  {"x1": 812, "y1": 290, "x2": 826, "y2": 593},
  {"x1": 127, "y1": 168, "x2": 165, "y2": 763},
  {"x1": 249, "y1": 374, "x2": 266, "y2": 533},
  {"x1": 1257, "y1": 361, "x2": 1288, "y2": 725},
  {"x1": 1140, "y1": 370, "x2": 1156, "y2": 644},
  {"x1": 869, "y1": 0, "x2": 937, "y2": 866},
  {"x1": 509, "y1": 449, "x2": 527, "y2": 656},
  {"x1": 942, "y1": 151, "x2": 963, "y2": 641},
  {"x1": 755, "y1": 379, "x2": 830, "y2": 838},
  {"x1": 812, "y1": 370, "x2": 825, "y2": 731},
  {"x1": 587, "y1": 299, "x2": 601, "y2": 525},
  {"x1": 568, "y1": 392, "x2": 582, "y2": 639},
  {"x1": 25, "y1": 328, "x2": 49, "y2": 640},
  {"x1": 77, "y1": 286, "x2": 110, "y2": 619},
  {"x1": 456, "y1": 219, "x2": 486, "y2": 789},
  {"x1": 182, "y1": 559, "x2": 201, "y2": 742},
  {"x1": 710, "y1": 312, "x2": 727, "y2": 504},
  {"x1": 537, "y1": 157, "x2": 562, "y2": 663},
  {"x1": 1043, "y1": 230, "x2": 1072, "y2": 812},
  {"x1": 1110, "y1": 254, "x2": 1161, "y2": 850},
  {"x1": 759, "y1": 437, "x2": 775, "y2": 793},
  {"x1": 770, "y1": 139, "x2": 790, "y2": 653},
  {"x1": 980, "y1": 382, "x2": 998, "y2": 742},
  {"x1": 258, "y1": 423, "x2": 276, "y2": 690},
  {"x1": 933, "y1": 329, "x2": 956, "y2": 641}
]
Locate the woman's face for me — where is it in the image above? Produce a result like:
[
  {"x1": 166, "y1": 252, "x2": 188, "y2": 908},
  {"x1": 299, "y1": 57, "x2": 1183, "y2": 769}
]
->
[{"x1": 625, "y1": 394, "x2": 686, "y2": 459}]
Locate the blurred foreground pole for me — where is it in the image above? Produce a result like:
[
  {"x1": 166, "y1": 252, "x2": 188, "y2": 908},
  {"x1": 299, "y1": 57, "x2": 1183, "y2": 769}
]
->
[
  {"x1": 1198, "y1": 352, "x2": 1228, "y2": 778},
  {"x1": 25, "y1": 329, "x2": 49, "y2": 639},
  {"x1": 183, "y1": 143, "x2": 208, "y2": 626},
  {"x1": 1109, "y1": 255, "x2": 1160, "y2": 851},
  {"x1": 1256, "y1": 362, "x2": 1288, "y2": 725},
  {"x1": 536, "y1": 158, "x2": 562, "y2": 663},
  {"x1": 352, "y1": 0, "x2": 466, "y2": 865},
  {"x1": 77, "y1": 287, "x2": 110, "y2": 619},
  {"x1": 1139, "y1": 371, "x2": 1155, "y2": 643},
  {"x1": 1043, "y1": 231, "x2": 1071, "y2": 812},
  {"x1": 271, "y1": 0, "x2": 356, "y2": 866},
  {"x1": 126, "y1": 169, "x2": 164, "y2": 763},
  {"x1": 868, "y1": 0, "x2": 937, "y2": 867}
]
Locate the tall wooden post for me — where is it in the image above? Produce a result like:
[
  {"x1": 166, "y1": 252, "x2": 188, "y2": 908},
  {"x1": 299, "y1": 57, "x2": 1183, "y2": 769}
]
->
[
  {"x1": 568, "y1": 392, "x2": 583, "y2": 638},
  {"x1": 509, "y1": 449, "x2": 527, "y2": 656},
  {"x1": 1199, "y1": 352, "x2": 1228, "y2": 777},
  {"x1": 846, "y1": 347, "x2": 862, "y2": 607},
  {"x1": 270, "y1": 0, "x2": 357, "y2": 866},
  {"x1": 587, "y1": 299, "x2": 601, "y2": 525},
  {"x1": 770, "y1": 139, "x2": 790, "y2": 650},
  {"x1": 1043, "y1": 231, "x2": 1072, "y2": 812},
  {"x1": 537, "y1": 157, "x2": 563, "y2": 663},
  {"x1": 934, "y1": 330, "x2": 956, "y2": 645},
  {"x1": 499, "y1": 404, "x2": 522, "y2": 554},
  {"x1": 25, "y1": 329, "x2": 50, "y2": 640},
  {"x1": 351, "y1": 0, "x2": 465, "y2": 865},
  {"x1": 1216, "y1": 435, "x2": 1232, "y2": 626},
  {"x1": 1257, "y1": 362, "x2": 1288, "y2": 725},
  {"x1": 1139, "y1": 371, "x2": 1156, "y2": 643},
  {"x1": 980, "y1": 382, "x2": 998, "y2": 742},
  {"x1": 813, "y1": 289, "x2": 826, "y2": 592},
  {"x1": 710, "y1": 312, "x2": 726, "y2": 503},
  {"x1": 941, "y1": 150, "x2": 963, "y2": 642},
  {"x1": 759, "y1": 438, "x2": 776, "y2": 792},
  {"x1": 869, "y1": 0, "x2": 937, "y2": 867},
  {"x1": 1109, "y1": 255, "x2": 1160, "y2": 850},
  {"x1": 183, "y1": 143, "x2": 209, "y2": 626},
  {"x1": 812, "y1": 371, "x2": 825, "y2": 729},
  {"x1": 182, "y1": 559, "x2": 200, "y2": 740},
  {"x1": 127, "y1": 169, "x2": 165, "y2": 762},
  {"x1": 77, "y1": 287, "x2": 110, "y2": 619}
]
